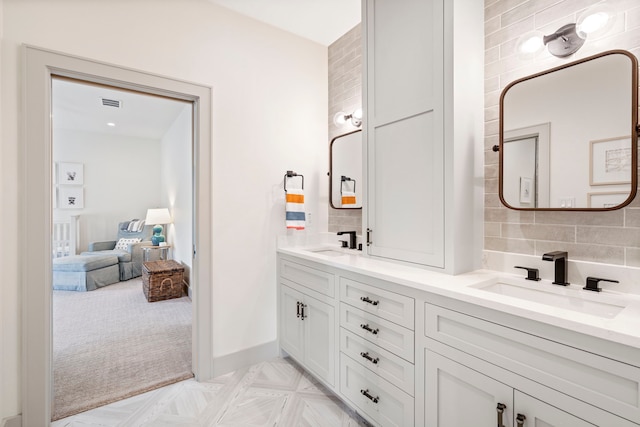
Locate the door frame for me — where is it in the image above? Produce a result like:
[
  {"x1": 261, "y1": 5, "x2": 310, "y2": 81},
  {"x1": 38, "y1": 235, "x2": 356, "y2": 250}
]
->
[{"x1": 22, "y1": 45, "x2": 213, "y2": 426}]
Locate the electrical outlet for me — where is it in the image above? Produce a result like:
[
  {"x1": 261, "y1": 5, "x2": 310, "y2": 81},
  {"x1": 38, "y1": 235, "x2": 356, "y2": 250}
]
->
[{"x1": 559, "y1": 197, "x2": 575, "y2": 208}]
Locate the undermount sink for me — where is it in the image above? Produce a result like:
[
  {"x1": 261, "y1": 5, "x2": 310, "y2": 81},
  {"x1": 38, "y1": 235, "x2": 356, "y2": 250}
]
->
[
  {"x1": 471, "y1": 278, "x2": 628, "y2": 319},
  {"x1": 304, "y1": 247, "x2": 359, "y2": 257}
]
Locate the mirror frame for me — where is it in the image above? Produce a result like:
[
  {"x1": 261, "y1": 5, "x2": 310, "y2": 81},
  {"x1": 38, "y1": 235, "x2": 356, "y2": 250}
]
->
[
  {"x1": 498, "y1": 49, "x2": 639, "y2": 211},
  {"x1": 329, "y1": 129, "x2": 362, "y2": 210}
]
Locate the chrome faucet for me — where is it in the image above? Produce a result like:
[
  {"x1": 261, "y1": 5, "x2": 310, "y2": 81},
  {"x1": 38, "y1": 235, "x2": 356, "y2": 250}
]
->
[
  {"x1": 337, "y1": 231, "x2": 357, "y2": 249},
  {"x1": 542, "y1": 251, "x2": 569, "y2": 286}
]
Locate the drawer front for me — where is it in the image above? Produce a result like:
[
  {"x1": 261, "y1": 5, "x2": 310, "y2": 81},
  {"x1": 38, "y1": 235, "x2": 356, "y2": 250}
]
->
[
  {"x1": 280, "y1": 259, "x2": 335, "y2": 297},
  {"x1": 425, "y1": 303, "x2": 640, "y2": 423},
  {"x1": 341, "y1": 303, "x2": 414, "y2": 363},
  {"x1": 340, "y1": 277, "x2": 414, "y2": 329},
  {"x1": 340, "y1": 353, "x2": 414, "y2": 427},
  {"x1": 340, "y1": 329, "x2": 414, "y2": 396}
]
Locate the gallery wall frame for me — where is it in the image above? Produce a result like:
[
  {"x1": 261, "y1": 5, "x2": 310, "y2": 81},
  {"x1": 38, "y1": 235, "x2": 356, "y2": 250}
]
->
[
  {"x1": 57, "y1": 162, "x2": 83, "y2": 185},
  {"x1": 589, "y1": 136, "x2": 632, "y2": 186}
]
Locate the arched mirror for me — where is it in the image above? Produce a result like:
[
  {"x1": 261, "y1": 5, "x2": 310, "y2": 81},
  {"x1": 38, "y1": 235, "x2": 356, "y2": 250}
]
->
[
  {"x1": 330, "y1": 130, "x2": 362, "y2": 209},
  {"x1": 499, "y1": 50, "x2": 638, "y2": 210}
]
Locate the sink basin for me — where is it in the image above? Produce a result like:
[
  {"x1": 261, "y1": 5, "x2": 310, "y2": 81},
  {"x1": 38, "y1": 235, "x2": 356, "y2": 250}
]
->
[
  {"x1": 471, "y1": 279, "x2": 627, "y2": 319},
  {"x1": 304, "y1": 247, "x2": 359, "y2": 257}
]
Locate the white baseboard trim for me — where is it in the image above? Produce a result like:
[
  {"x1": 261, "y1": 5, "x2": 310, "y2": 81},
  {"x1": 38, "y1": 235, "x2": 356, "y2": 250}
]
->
[
  {"x1": 212, "y1": 340, "x2": 279, "y2": 378},
  {"x1": 1, "y1": 415, "x2": 22, "y2": 427}
]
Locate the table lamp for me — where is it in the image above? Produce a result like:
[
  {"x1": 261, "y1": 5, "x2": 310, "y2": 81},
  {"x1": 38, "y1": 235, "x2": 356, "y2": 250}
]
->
[{"x1": 145, "y1": 208, "x2": 172, "y2": 246}]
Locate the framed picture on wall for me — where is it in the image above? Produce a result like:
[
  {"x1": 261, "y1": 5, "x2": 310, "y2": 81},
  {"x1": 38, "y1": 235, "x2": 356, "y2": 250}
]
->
[
  {"x1": 59, "y1": 186, "x2": 84, "y2": 209},
  {"x1": 587, "y1": 191, "x2": 628, "y2": 208},
  {"x1": 57, "y1": 162, "x2": 84, "y2": 185},
  {"x1": 589, "y1": 136, "x2": 632, "y2": 186}
]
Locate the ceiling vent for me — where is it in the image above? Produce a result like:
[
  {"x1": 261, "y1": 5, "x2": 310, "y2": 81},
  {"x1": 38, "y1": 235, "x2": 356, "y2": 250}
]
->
[{"x1": 100, "y1": 97, "x2": 122, "y2": 108}]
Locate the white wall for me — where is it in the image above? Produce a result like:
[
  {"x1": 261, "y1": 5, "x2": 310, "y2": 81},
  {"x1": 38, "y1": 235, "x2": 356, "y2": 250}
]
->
[
  {"x1": 53, "y1": 129, "x2": 162, "y2": 251},
  {"x1": 0, "y1": 0, "x2": 328, "y2": 420},
  {"x1": 160, "y1": 104, "x2": 193, "y2": 275}
]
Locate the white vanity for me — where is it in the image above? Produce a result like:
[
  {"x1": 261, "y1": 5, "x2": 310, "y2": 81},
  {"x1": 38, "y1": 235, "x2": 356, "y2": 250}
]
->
[{"x1": 277, "y1": 239, "x2": 640, "y2": 427}]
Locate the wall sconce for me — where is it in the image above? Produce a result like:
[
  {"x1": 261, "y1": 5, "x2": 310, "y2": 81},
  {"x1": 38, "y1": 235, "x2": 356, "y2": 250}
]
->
[
  {"x1": 334, "y1": 108, "x2": 362, "y2": 127},
  {"x1": 516, "y1": 2, "x2": 615, "y2": 58}
]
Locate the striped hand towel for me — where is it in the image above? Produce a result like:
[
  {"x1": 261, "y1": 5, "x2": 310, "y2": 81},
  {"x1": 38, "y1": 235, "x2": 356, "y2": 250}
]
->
[
  {"x1": 285, "y1": 188, "x2": 305, "y2": 230},
  {"x1": 341, "y1": 192, "x2": 357, "y2": 207}
]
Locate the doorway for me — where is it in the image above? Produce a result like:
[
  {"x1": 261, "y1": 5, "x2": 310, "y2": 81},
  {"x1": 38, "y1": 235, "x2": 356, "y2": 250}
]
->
[
  {"x1": 50, "y1": 77, "x2": 194, "y2": 420},
  {"x1": 22, "y1": 46, "x2": 213, "y2": 426}
]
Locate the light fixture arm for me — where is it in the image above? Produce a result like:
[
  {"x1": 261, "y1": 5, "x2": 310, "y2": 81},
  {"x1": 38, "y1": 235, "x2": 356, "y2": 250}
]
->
[{"x1": 542, "y1": 23, "x2": 585, "y2": 58}]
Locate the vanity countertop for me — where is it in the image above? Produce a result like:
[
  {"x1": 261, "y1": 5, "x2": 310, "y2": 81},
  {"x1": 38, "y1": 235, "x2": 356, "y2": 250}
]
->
[{"x1": 277, "y1": 238, "x2": 640, "y2": 350}]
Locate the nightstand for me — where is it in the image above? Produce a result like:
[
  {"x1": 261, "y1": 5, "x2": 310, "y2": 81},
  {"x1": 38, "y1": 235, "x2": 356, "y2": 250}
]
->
[{"x1": 142, "y1": 245, "x2": 172, "y2": 262}]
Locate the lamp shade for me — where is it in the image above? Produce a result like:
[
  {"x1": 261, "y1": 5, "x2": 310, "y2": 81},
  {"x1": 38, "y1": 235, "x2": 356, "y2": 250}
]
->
[{"x1": 145, "y1": 208, "x2": 172, "y2": 225}]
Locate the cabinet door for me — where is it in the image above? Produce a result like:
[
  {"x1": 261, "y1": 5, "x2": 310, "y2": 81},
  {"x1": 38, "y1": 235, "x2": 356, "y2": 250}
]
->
[
  {"x1": 425, "y1": 350, "x2": 513, "y2": 427},
  {"x1": 364, "y1": 0, "x2": 445, "y2": 268},
  {"x1": 279, "y1": 285, "x2": 304, "y2": 362},
  {"x1": 514, "y1": 391, "x2": 596, "y2": 427},
  {"x1": 303, "y1": 295, "x2": 335, "y2": 386}
]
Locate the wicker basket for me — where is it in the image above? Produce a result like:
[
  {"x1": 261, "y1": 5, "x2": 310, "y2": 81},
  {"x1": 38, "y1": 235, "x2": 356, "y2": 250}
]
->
[{"x1": 142, "y1": 260, "x2": 184, "y2": 302}]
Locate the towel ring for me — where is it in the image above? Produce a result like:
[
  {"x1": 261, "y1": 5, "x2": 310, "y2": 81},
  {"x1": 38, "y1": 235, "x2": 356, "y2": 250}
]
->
[{"x1": 284, "y1": 170, "x2": 304, "y2": 191}]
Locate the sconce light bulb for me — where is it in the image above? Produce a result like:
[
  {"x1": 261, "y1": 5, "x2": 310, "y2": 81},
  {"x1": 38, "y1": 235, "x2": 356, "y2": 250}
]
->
[
  {"x1": 576, "y1": 2, "x2": 616, "y2": 40},
  {"x1": 334, "y1": 112, "x2": 348, "y2": 126},
  {"x1": 353, "y1": 108, "x2": 363, "y2": 120},
  {"x1": 577, "y1": 12, "x2": 609, "y2": 36},
  {"x1": 520, "y1": 35, "x2": 544, "y2": 54},
  {"x1": 515, "y1": 30, "x2": 545, "y2": 59}
]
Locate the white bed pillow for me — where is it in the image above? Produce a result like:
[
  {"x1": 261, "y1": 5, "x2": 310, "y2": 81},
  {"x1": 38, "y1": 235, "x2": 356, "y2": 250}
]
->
[{"x1": 114, "y1": 237, "x2": 142, "y2": 250}]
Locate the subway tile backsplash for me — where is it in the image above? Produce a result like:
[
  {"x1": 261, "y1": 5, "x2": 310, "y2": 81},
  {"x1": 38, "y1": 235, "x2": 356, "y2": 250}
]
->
[{"x1": 484, "y1": 0, "x2": 640, "y2": 266}]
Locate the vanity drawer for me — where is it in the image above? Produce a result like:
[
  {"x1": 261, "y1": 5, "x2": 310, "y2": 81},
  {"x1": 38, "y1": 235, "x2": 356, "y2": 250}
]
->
[
  {"x1": 279, "y1": 259, "x2": 335, "y2": 297},
  {"x1": 425, "y1": 303, "x2": 640, "y2": 423},
  {"x1": 341, "y1": 303, "x2": 414, "y2": 363},
  {"x1": 340, "y1": 277, "x2": 414, "y2": 329},
  {"x1": 340, "y1": 329, "x2": 414, "y2": 396},
  {"x1": 340, "y1": 353, "x2": 414, "y2": 427}
]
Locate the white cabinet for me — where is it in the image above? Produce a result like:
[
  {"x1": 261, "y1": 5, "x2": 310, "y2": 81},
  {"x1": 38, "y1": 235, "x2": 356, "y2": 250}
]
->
[
  {"x1": 424, "y1": 302, "x2": 640, "y2": 426},
  {"x1": 425, "y1": 347, "x2": 634, "y2": 426},
  {"x1": 362, "y1": 0, "x2": 483, "y2": 273},
  {"x1": 280, "y1": 284, "x2": 335, "y2": 386}
]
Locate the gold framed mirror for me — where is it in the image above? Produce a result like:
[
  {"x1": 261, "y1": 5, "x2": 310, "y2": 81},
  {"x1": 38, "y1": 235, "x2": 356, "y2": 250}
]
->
[{"x1": 499, "y1": 49, "x2": 638, "y2": 211}]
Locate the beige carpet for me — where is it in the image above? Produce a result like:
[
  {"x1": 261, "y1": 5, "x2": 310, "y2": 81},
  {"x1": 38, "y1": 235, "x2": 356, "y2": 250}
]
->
[{"x1": 52, "y1": 278, "x2": 193, "y2": 421}]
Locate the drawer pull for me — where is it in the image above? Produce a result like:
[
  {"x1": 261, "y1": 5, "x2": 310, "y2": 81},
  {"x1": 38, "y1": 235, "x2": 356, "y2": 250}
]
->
[
  {"x1": 360, "y1": 388, "x2": 379, "y2": 404},
  {"x1": 300, "y1": 303, "x2": 307, "y2": 320},
  {"x1": 360, "y1": 351, "x2": 380, "y2": 365},
  {"x1": 360, "y1": 323, "x2": 379, "y2": 335},
  {"x1": 360, "y1": 296, "x2": 379, "y2": 306},
  {"x1": 296, "y1": 301, "x2": 301, "y2": 318},
  {"x1": 496, "y1": 403, "x2": 506, "y2": 427},
  {"x1": 516, "y1": 413, "x2": 526, "y2": 427}
]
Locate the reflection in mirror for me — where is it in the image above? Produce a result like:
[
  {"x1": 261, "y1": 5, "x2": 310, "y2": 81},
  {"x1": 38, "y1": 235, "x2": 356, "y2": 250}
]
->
[
  {"x1": 499, "y1": 50, "x2": 638, "y2": 210},
  {"x1": 330, "y1": 130, "x2": 362, "y2": 209}
]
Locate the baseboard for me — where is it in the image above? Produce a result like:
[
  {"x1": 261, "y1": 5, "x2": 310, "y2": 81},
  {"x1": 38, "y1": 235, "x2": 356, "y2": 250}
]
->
[
  {"x1": 212, "y1": 340, "x2": 279, "y2": 378},
  {"x1": 1, "y1": 415, "x2": 22, "y2": 427}
]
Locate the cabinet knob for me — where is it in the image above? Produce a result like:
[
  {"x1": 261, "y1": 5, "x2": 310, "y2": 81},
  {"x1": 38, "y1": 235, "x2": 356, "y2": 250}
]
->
[{"x1": 516, "y1": 413, "x2": 527, "y2": 427}]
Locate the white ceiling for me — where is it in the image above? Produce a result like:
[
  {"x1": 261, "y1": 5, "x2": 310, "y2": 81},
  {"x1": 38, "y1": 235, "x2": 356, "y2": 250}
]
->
[
  {"x1": 52, "y1": 78, "x2": 190, "y2": 140},
  {"x1": 208, "y1": 0, "x2": 361, "y2": 46},
  {"x1": 53, "y1": 3, "x2": 360, "y2": 138}
]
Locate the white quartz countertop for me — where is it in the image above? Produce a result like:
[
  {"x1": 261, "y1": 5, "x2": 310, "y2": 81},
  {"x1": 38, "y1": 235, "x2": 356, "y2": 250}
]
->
[{"x1": 277, "y1": 239, "x2": 640, "y2": 350}]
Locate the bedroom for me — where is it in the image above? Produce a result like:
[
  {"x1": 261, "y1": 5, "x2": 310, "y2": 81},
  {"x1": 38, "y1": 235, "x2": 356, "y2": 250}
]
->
[{"x1": 51, "y1": 77, "x2": 194, "y2": 419}]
